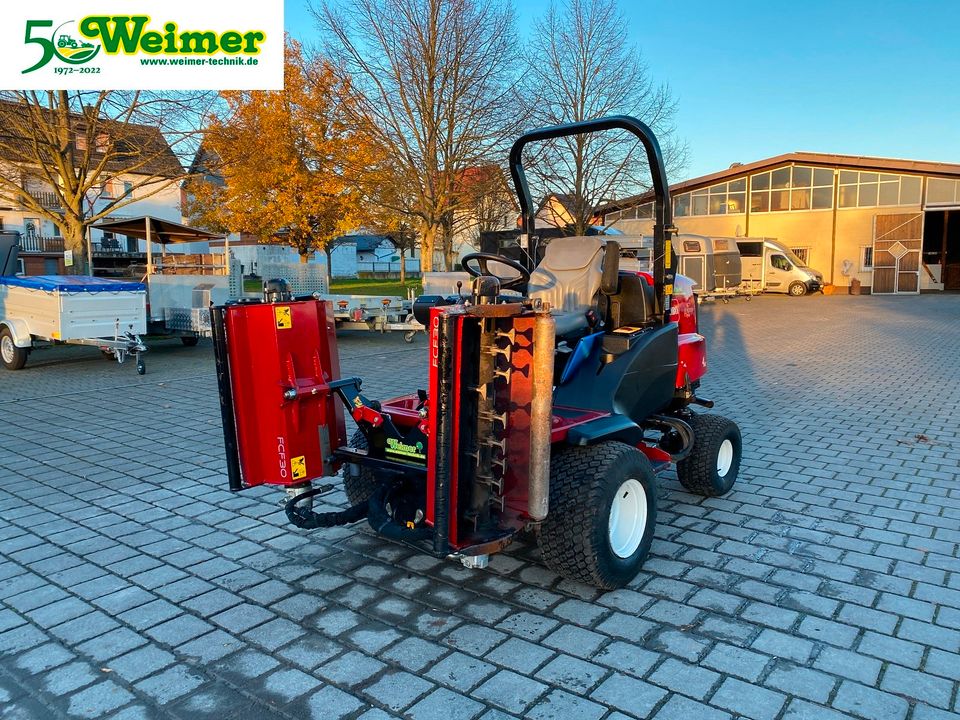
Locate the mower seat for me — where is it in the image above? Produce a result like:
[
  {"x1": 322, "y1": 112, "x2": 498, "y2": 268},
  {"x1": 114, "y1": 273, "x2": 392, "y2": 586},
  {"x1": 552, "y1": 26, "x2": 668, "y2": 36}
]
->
[{"x1": 527, "y1": 236, "x2": 605, "y2": 337}]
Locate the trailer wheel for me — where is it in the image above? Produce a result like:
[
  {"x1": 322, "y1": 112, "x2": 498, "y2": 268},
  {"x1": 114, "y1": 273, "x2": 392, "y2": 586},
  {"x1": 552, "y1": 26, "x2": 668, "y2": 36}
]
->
[
  {"x1": 676, "y1": 413, "x2": 741, "y2": 496},
  {"x1": 537, "y1": 441, "x2": 657, "y2": 590},
  {"x1": 180, "y1": 336, "x2": 200, "y2": 347},
  {"x1": 0, "y1": 328, "x2": 28, "y2": 370},
  {"x1": 788, "y1": 281, "x2": 808, "y2": 297},
  {"x1": 344, "y1": 430, "x2": 379, "y2": 505}
]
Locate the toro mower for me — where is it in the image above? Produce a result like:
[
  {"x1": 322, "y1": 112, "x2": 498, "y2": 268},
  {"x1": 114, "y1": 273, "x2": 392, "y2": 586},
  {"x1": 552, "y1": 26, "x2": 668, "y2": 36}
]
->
[{"x1": 212, "y1": 116, "x2": 742, "y2": 590}]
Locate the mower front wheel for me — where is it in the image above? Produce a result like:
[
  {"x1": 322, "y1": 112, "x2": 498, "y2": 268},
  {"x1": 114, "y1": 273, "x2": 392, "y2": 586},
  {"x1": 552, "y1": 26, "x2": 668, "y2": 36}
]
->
[
  {"x1": 676, "y1": 413, "x2": 741, "y2": 496},
  {"x1": 538, "y1": 442, "x2": 657, "y2": 590},
  {"x1": 344, "y1": 430, "x2": 379, "y2": 506}
]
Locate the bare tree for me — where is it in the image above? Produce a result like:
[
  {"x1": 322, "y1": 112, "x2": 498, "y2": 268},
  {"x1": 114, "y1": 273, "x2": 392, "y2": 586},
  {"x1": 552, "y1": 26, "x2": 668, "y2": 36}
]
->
[
  {"x1": 522, "y1": 0, "x2": 687, "y2": 235},
  {"x1": 316, "y1": 0, "x2": 521, "y2": 272},
  {"x1": 0, "y1": 91, "x2": 211, "y2": 273}
]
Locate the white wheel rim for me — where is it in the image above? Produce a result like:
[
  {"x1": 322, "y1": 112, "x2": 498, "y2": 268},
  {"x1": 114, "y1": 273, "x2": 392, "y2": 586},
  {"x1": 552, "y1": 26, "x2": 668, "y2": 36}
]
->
[
  {"x1": 717, "y1": 439, "x2": 734, "y2": 477},
  {"x1": 608, "y1": 478, "x2": 647, "y2": 559},
  {"x1": 1, "y1": 336, "x2": 14, "y2": 364}
]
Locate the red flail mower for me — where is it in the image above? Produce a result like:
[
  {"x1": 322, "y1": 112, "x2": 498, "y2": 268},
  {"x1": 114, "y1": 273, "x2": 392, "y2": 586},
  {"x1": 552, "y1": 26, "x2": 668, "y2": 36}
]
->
[{"x1": 212, "y1": 116, "x2": 742, "y2": 589}]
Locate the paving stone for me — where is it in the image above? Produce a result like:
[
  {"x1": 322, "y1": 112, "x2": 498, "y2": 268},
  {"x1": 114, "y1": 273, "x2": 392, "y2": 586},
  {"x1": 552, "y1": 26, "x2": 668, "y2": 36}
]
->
[
  {"x1": 525, "y1": 688, "x2": 607, "y2": 720},
  {"x1": 711, "y1": 677, "x2": 787, "y2": 720},
  {"x1": 105, "y1": 645, "x2": 175, "y2": 682},
  {"x1": 134, "y1": 665, "x2": 205, "y2": 704},
  {"x1": 363, "y1": 669, "x2": 433, "y2": 711},
  {"x1": 653, "y1": 694, "x2": 733, "y2": 720},
  {"x1": 176, "y1": 629, "x2": 244, "y2": 663},
  {"x1": 832, "y1": 680, "x2": 909, "y2": 720},
  {"x1": 426, "y1": 651, "x2": 496, "y2": 691},
  {"x1": 486, "y1": 636, "x2": 554, "y2": 674},
  {"x1": 648, "y1": 657, "x2": 721, "y2": 700},
  {"x1": 262, "y1": 667, "x2": 320, "y2": 702},
  {"x1": 317, "y1": 650, "x2": 386, "y2": 688},
  {"x1": 380, "y1": 636, "x2": 446, "y2": 673},
  {"x1": 534, "y1": 654, "x2": 607, "y2": 694},
  {"x1": 43, "y1": 661, "x2": 100, "y2": 696},
  {"x1": 276, "y1": 635, "x2": 343, "y2": 670},
  {"x1": 473, "y1": 669, "x2": 549, "y2": 714},
  {"x1": 879, "y1": 665, "x2": 953, "y2": 710},
  {"x1": 210, "y1": 603, "x2": 275, "y2": 633},
  {"x1": 67, "y1": 680, "x2": 136, "y2": 719},
  {"x1": 782, "y1": 698, "x2": 859, "y2": 720},
  {"x1": 303, "y1": 685, "x2": 364, "y2": 719},
  {"x1": 751, "y1": 628, "x2": 815, "y2": 663},
  {"x1": 764, "y1": 661, "x2": 837, "y2": 704},
  {"x1": 702, "y1": 643, "x2": 771, "y2": 682},
  {"x1": 407, "y1": 687, "x2": 486, "y2": 720},
  {"x1": 591, "y1": 673, "x2": 667, "y2": 718}
]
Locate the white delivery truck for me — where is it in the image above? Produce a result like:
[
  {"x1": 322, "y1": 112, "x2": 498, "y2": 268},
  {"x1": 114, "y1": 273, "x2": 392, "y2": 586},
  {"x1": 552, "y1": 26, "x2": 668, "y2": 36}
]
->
[{"x1": 735, "y1": 238, "x2": 824, "y2": 296}]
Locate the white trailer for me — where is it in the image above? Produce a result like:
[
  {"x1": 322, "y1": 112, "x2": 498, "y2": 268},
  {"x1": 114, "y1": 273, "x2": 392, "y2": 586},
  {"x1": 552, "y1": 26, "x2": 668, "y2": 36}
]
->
[{"x1": 0, "y1": 275, "x2": 148, "y2": 373}]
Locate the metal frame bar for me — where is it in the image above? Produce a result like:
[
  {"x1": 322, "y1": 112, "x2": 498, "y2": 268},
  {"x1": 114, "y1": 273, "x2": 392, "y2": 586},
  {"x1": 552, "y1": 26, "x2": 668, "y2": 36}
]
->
[{"x1": 507, "y1": 115, "x2": 676, "y2": 319}]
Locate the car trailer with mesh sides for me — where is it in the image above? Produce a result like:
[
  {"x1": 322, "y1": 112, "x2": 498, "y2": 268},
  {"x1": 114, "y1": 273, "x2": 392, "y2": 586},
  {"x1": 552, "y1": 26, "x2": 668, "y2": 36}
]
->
[
  {"x1": 211, "y1": 116, "x2": 743, "y2": 590},
  {"x1": 0, "y1": 274, "x2": 148, "y2": 374}
]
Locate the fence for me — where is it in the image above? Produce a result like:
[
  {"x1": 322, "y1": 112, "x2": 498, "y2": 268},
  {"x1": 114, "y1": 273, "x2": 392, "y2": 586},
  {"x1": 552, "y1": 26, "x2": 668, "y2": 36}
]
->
[
  {"x1": 357, "y1": 259, "x2": 421, "y2": 278},
  {"x1": 19, "y1": 235, "x2": 64, "y2": 253}
]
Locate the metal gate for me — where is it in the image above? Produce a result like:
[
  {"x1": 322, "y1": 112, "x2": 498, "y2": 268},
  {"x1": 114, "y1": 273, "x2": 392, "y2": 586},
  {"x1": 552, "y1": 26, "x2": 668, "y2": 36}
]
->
[{"x1": 872, "y1": 213, "x2": 923, "y2": 294}]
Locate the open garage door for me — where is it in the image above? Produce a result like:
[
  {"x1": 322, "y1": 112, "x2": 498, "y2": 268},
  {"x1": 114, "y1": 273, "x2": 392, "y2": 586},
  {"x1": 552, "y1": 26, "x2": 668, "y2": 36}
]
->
[{"x1": 872, "y1": 213, "x2": 922, "y2": 294}]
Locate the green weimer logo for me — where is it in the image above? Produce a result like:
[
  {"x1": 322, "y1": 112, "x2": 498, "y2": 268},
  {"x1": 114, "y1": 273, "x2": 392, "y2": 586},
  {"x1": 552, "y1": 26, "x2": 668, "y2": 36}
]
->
[{"x1": 23, "y1": 15, "x2": 266, "y2": 74}]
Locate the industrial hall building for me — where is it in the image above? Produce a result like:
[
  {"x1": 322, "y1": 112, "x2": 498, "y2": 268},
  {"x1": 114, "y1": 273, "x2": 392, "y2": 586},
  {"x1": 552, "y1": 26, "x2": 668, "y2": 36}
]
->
[{"x1": 600, "y1": 152, "x2": 960, "y2": 294}]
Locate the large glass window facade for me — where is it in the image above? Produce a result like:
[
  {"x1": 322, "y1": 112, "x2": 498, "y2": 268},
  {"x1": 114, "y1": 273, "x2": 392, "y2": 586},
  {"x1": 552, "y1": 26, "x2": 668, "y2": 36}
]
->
[
  {"x1": 838, "y1": 171, "x2": 922, "y2": 208},
  {"x1": 674, "y1": 179, "x2": 745, "y2": 217},
  {"x1": 751, "y1": 166, "x2": 834, "y2": 213},
  {"x1": 605, "y1": 202, "x2": 653, "y2": 225},
  {"x1": 927, "y1": 178, "x2": 960, "y2": 206}
]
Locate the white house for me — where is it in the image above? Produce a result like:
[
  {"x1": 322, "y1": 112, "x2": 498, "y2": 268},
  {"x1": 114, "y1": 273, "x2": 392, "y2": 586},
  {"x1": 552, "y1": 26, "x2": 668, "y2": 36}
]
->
[{"x1": 0, "y1": 102, "x2": 186, "y2": 275}]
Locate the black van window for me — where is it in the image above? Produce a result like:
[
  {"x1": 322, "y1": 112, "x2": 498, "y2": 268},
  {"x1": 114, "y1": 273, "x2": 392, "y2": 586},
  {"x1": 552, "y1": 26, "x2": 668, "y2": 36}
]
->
[{"x1": 771, "y1": 254, "x2": 792, "y2": 271}]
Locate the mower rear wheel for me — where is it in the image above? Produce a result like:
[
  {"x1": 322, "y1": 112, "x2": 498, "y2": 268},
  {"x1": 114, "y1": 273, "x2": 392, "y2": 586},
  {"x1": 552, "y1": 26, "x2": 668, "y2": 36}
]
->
[
  {"x1": 538, "y1": 441, "x2": 657, "y2": 590},
  {"x1": 676, "y1": 413, "x2": 741, "y2": 496},
  {"x1": 344, "y1": 430, "x2": 378, "y2": 506}
]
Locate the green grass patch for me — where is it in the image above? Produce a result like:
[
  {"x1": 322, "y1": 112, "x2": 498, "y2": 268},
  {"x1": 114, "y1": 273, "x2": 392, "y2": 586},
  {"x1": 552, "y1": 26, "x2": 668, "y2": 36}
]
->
[
  {"x1": 243, "y1": 276, "x2": 422, "y2": 297},
  {"x1": 329, "y1": 277, "x2": 422, "y2": 297}
]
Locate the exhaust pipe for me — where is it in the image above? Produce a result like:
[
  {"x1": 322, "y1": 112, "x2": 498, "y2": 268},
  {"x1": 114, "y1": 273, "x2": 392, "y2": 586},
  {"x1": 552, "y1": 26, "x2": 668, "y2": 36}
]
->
[{"x1": 527, "y1": 312, "x2": 555, "y2": 521}]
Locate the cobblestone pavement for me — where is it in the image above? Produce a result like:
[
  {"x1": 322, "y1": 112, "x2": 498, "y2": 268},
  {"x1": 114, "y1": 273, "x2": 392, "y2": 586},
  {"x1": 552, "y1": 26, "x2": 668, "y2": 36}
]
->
[{"x1": 1, "y1": 293, "x2": 959, "y2": 720}]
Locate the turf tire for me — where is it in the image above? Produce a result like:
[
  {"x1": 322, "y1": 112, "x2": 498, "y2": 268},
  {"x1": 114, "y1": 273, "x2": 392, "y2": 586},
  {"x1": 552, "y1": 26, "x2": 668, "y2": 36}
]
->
[
  {"x1": 537, "y1": 441, "x2": 657, "y2": 590},
  {"x1": 676, "y1": 413, "x2": 741, "y2": 496}
]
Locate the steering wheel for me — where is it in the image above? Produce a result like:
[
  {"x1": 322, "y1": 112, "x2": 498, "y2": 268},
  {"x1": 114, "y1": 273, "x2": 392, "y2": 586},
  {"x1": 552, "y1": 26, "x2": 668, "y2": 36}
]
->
[{"x1": 460, "y1": 253, "x2": 530, "y2": 291}]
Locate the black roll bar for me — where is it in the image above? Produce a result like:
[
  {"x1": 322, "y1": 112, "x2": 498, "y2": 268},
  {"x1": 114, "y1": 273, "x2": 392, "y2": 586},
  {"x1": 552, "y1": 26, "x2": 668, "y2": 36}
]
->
[{"x1": 507, "y1": 115, "x2": 677, "y2": 319}]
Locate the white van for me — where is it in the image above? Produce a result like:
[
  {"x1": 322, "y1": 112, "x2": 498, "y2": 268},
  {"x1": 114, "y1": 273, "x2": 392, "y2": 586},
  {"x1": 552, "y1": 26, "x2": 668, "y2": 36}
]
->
[{"x1": 736, "y1": 238, "x2": 824, "y2": 296}]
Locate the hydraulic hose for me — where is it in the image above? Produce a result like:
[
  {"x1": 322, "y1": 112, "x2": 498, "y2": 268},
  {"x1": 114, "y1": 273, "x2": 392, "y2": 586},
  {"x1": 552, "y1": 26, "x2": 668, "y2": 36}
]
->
[{"x1": 284, "y1": 484, "x2": 369, "y2": 529}]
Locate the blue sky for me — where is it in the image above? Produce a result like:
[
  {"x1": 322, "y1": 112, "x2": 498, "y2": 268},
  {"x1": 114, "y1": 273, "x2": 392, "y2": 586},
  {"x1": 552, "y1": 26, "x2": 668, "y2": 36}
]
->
[{"x1": 284, "y1": 0, "x2": 960, "y2": 182}]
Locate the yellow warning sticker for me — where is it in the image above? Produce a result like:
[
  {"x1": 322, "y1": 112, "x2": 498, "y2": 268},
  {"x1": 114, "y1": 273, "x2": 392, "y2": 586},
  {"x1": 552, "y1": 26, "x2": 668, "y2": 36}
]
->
[
  {"x1": 291, "y1": 455, "x2": 307, "y2": 480},
  {"x1": 664, "y1": 284, "x2": 674, "y2": 295},
  {"x1": 664, "y1": 240, "x2": 672, "y2": 269},
  {"x1": 275, "y1": 306, "x2": 292, "y2": 329}
]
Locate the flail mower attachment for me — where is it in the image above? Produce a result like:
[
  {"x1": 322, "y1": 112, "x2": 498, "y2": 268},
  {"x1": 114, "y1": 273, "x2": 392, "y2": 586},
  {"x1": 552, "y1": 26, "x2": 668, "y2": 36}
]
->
[{"x1": 212, "y1": 280, "x2": 557, "y2": 563}]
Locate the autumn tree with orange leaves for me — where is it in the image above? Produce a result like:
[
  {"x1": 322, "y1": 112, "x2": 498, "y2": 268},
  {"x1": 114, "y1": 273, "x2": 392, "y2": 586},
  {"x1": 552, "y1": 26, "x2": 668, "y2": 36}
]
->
[{"x1": 184, "y1": 41, "x2": 372, "y2": 276}]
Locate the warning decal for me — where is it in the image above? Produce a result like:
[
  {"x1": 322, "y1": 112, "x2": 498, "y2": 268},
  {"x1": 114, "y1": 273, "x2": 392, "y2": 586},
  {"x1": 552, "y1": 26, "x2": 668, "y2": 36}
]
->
[
  {"x1": 275, "y1": 306, "x2": 292, "y2": 329},
  {"x1": 291, "y1": 455, "x2": 307, "y2": 480}
]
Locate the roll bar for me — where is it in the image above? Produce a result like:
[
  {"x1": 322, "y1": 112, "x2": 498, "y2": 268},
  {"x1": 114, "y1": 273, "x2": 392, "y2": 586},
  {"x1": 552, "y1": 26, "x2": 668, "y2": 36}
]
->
[{"x1": 508, "y1": 115, "x2": 677, "y2": 318}]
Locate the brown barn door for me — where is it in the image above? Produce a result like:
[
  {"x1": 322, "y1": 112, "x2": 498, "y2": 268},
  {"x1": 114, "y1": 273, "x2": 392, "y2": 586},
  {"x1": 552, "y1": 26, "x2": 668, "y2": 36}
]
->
[{"x1": 872, "y1": 213, "x2": 923, "y2": 294}]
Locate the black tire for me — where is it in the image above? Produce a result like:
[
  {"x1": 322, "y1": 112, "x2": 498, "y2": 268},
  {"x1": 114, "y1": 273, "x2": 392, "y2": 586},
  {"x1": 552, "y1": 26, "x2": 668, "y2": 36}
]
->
[
  {"x1": 676, "y1": 413, "x2": 741, "y2": 496},
  {"x1": 180, "y1": 336, "x2": 200, "y2": 347},
  {"x1": 0, "y1": 328, "x2": 28, "y2": 371},
  {"x1": 788, "y1": 281, "x2": 808, "y2": 297},
  {"x1": 344, "y1": 429, "x2": 378, "y2": 506},
  {"x1": 538, "y1": 441, "x2": 657, "y2": 590}
]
